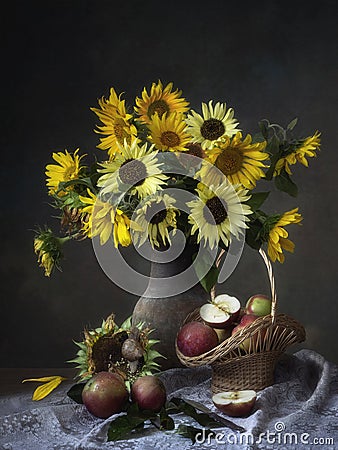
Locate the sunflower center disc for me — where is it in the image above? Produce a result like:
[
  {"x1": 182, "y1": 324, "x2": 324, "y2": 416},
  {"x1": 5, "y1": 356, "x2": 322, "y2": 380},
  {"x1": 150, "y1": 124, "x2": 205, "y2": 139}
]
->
[
  {"x1": 113, "y1": 120, "x2": 126, "y2": 141},
  {"x1": 145, "y1": 200, "x2": 167, "y2": 224},
  {"x1": 147, "y1": 99, "x2": 170, "y2": 119},
  {"x1": 203, "y1": 196, "x2": 228, "y2": 225},
  {"x1": 64, "y1": 165, "x2": 77, "y2": 180},
  {"x1": 200, "y1": 118, "x2": 225, "y2": 141},
  {"x1": 216, "y1": 148, "x2": 243, "y2": 175},
  {"x1": 160, "y1": 131, "x2": 181, "y2": 148},
  {"x1": 119, "y1": 159, "x2": 147, "y2": 187},
  {"x1": 185, "y1": 142, "x2": 205, "y2": 158}
]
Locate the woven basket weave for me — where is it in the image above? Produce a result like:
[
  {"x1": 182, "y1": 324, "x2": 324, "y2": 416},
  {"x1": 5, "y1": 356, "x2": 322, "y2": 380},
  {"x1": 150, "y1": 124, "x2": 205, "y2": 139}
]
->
[{"x1": 175, "y1": 249, "x2": 306, "y2": 393}]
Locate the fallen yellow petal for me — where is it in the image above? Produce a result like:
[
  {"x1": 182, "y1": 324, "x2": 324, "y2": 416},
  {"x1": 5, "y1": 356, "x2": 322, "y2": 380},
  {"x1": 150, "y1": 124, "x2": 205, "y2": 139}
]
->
[
  {"x1": 22, "y1": 375, "x2": 67, "y2": 401},
  {"x1": 22, "y1": 376, "x2": 64, "y2": 383}
]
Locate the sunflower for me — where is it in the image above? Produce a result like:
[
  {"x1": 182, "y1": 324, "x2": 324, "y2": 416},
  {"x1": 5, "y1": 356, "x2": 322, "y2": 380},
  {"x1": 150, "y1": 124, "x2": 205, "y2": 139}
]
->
[
  {"x1": 187, "y1": 183, "x2": 252, "y2": 249},
  {"x1": 147, "y1": 112, "x2": 191, "y2": 152},
  {"x1": 113, "y1": 209, "x2": 132, "y2": 247},
  {"x1": 132, "y1": 194, "x2": 178, "y2": 248},
  {"x1": 69, "y1": 313, "x2": 163, "y2": 385},
  {"x1": 176, "y1": 142, "x2": 206, "y2": 170},
  {"x1": 45, "y1": 149, "x2": 86, "y2": 196},
  {"x1": 274, "y1": 131, "x2": 321, "y2": 176},
  {"x1": 79, "y1": 189, "x2": 115, "y2": 245},
  {"x1": 201, "y1": 132, "x2": 268, "y2": 190},
  {"x1": 267, "y1": 208, "x2": 303, "y2": 263},
  {"x1": 185, "y1": 100, "x2": 240, "y2": 150},
  {"x1": 91, "y1": 87, "x2": 138, "y2": 159},
  {"x1": 185, "y1": 142, "x2": 206, "y2": 160},
  {"x1": 97, "y1": 140, "x2": 168, "y2": 199},
  {"x1": 34, "y1": 228, "x2": 69, "y2": 277},
  {"x1": 134, "y1": 80, "x2": 189, "y2": 124},
  {"x1": 79, "y1": 190, "x2": 137, "y2": 247}
]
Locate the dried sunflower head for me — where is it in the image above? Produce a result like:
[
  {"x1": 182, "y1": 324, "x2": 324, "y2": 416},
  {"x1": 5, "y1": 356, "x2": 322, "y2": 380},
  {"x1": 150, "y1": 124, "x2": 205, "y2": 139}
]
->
[{"x1": 68, "y1": 313, "x2": 163, "y2": 388}]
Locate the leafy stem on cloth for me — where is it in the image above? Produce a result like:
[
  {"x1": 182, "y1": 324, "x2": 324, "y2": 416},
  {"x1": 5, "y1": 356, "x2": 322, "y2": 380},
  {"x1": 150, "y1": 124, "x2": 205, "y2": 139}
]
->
[{"x1": 66, "y1": 384, "x2": 244, "y2": 443}]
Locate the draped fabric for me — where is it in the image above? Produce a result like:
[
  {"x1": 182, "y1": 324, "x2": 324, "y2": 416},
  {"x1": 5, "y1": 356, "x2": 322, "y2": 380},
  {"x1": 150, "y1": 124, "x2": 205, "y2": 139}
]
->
[{"x1": 0, "y1": 349, "x2": 337, "y2": 450}]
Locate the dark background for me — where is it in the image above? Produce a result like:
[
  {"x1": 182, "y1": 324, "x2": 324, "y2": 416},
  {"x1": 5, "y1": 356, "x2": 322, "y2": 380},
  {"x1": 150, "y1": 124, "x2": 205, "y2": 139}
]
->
[{"x1": 1, "y1": 0, "x2": 337, "y2": 367}]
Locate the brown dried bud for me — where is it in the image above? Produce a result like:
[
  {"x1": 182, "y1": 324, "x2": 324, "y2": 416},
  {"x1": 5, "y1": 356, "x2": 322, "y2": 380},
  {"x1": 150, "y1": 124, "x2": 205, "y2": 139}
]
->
[{"x1": 121, "y1": 338, "x2": 144, "y2": 362}]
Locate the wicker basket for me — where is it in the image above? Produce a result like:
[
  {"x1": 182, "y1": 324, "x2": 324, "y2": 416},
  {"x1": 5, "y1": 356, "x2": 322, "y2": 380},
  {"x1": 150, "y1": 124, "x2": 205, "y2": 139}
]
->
[{"x1": 175, "y1": 248, "x2": 306, "y2": 393}]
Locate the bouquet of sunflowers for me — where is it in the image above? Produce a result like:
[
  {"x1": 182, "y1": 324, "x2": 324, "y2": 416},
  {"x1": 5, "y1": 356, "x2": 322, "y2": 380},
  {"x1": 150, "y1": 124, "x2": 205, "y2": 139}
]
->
[
  {"x1": 29, "y1": 80, "x2": 321, "y2": 425},
  {"x1": 34, "y1": 80, "x2": 320, "y2": 285}
]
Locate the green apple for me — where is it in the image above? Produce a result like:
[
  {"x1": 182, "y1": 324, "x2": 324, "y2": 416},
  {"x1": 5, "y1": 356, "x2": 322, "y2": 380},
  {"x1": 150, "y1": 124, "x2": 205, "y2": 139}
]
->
[{"x1": 245, "y1": 294, "x2": 272, "y2": 317}]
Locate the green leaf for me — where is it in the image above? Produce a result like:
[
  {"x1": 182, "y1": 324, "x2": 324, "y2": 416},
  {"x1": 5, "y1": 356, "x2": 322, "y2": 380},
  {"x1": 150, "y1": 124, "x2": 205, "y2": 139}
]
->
[
  {"x1": 107, "y1": 403, "x2": 158, "y2": 441},
  {"x1": 119, "y1": 316, "x2": 132, "y2": 330},
  {"x1": 287, "y1": 117, "x2": 298, "y2": 131},
  {"x1": 67, "y1": 356, "x2": 85, "y2": 365},
  {"x1": 252, "y1": 132, "x2": 265, "y2": 143},
  {"x1": 168, "y1": 397, "x2": 225, "y2": 428},
  {"x1": 200, "y1": 265, "x2": 219, "y2": 293},
  {"x1": 147, "y1": 339, "x2": 161, "y2": 346},
  {"x1": 246, "y1": 192, "x2": 270, "y2": 211},
  {"x1": 258, "y1": 119, "x2": 270, "y2": 140},
  {"x1": 176, "y1": 424, "x2": 216, "y2": 443},
  {"x1": 107, "y1": 414, "x2": 147, "y2": 441},
  {"x1": 245, "y1": 218, "x2": 264, "y2": 250},
  {"x1": 66, "y1": 382, "x2": 86, "y2": 404},
  {"x1": 73, "y1": 341, "x2": 87, "y2": 351},
  {"x1": 57, "y1": 177, "x2": 95, "y2": 192},
  {"x1": 150, "y1": 407, "x2": 175, "y2": 431},
  {"x1": 144, "y1": 349, "x2": 165, "y2": 361},
  {"x1": 181, "y1": 399, "x2": 246, "y2": 432},
  {"x1": 264, "y1": 135, "x2": 282, "y2": 180},
  {"x1": 193, "y1": 251, "x2": 219, "y2": 293},
  {"x1": 274, "y1": 169, "x2": 298, "y2": 197}
]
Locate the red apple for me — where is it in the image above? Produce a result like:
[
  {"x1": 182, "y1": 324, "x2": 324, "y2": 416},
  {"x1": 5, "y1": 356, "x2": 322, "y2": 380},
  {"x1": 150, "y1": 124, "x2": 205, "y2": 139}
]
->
[
  {"x1": 231, "y1": 314, "x2": 266, "y2": 352},
  {"x1": 245, "y1": 294, "x2": 272, "y2": 317},
  {"x1": 131, "y1": 375, "x2": 166, "y2": 412},
  {"x1": 212, "y1": 390, "x2": 257, "y2": 417},
  {"x1": 176, "y1": 321, "x2": 219, "y2": 357},
  {"x1": 200, "y1": 294, "x2": 241, "y2": 329},
  {"x1": 82, "y1": 372, "x2": 129, "y2": 418}
]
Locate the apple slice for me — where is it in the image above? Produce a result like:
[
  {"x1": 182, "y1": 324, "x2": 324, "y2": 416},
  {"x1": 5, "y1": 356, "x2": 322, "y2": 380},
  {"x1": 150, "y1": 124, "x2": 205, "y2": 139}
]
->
[
  {"x1": 200, "y1": 294, "x2": 241, "y2": 329},
  {"x1": 212, "y1": 390, "x2": 257, "y2": 417}
]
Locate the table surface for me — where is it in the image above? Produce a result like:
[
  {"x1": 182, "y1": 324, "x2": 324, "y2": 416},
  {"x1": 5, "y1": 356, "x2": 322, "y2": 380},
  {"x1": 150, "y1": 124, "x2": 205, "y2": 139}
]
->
[
  {"x1": 0, "y1": 350, "x2": 337, "y2": 450},
  {"x1": 0, "y1": 368, "x2": 77, "y2": 396}
]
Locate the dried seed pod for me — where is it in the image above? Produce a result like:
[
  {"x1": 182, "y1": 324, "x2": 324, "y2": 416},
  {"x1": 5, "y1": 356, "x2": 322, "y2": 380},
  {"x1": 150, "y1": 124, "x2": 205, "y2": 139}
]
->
[{"x1": 121, "y1": 338, "x2": 144, "y2": 362}]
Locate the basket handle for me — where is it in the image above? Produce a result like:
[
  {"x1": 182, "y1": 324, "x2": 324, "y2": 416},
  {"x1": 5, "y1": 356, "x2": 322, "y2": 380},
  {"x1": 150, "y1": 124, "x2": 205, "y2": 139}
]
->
[
  {"x1": 259, "y1": 248, "x2": 277, "y2": 323},
  {"x1": 211, "y1": 247, "x2": 277, "y2": 324}
]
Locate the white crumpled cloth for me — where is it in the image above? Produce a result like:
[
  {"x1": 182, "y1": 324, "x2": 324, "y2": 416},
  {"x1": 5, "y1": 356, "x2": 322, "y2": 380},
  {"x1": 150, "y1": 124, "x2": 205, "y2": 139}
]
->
[{"x1": 0, "y1": 349, "x2": 337, "y2": 450}]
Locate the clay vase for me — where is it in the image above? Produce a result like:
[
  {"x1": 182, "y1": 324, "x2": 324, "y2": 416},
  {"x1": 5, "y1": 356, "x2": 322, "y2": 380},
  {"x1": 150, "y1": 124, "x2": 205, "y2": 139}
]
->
[{"x1": 132, "y1": 243, "x2": 210, "y2": 370}]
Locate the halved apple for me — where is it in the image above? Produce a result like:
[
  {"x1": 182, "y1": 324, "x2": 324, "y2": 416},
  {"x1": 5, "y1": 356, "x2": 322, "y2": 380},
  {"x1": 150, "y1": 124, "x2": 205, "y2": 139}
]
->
[
  {"x1": 200, "y1": 294, "x2": 241, "y2": 329},
  {"x1": 212, "y1": 390, "x2": 257, "y2": 417}
]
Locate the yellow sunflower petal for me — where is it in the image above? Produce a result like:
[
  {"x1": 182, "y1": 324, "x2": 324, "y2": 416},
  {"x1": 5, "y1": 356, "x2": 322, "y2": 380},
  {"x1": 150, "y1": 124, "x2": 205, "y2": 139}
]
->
[{"x1": 22, "y1": 376, "x2": 67, "y2": 401}]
